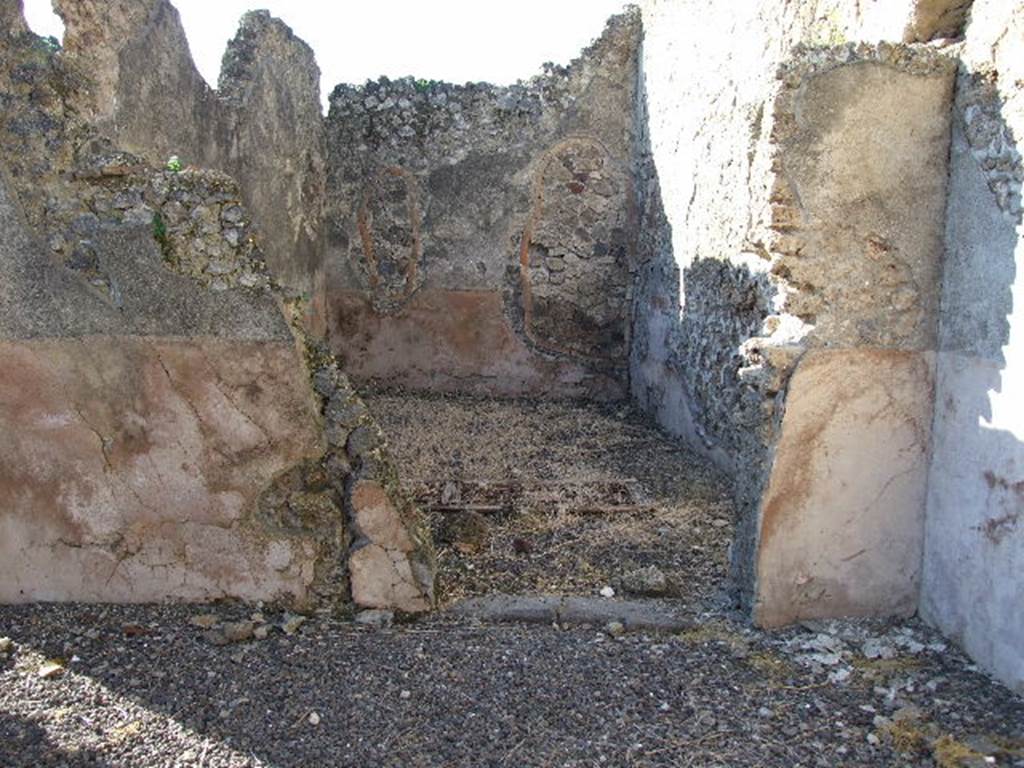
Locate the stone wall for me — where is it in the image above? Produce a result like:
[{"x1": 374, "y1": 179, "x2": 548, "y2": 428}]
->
[
  {"x1": 0, "y1": 11, "x2": 433, "y2": 612},
  {"x1": 213, "y1": 10, "x2": 327, "y2": 310},
  {"x1": 631, "y1": 0, "x2": 957, "y2": 618},
  {"x1": 52, "y1": 0, "x2": 326, "y2": 305},
  {"x1": 922, "y1": 0, "x2": 1024, "y2": 694},
  {"x1": 633, "y1": 0, "x2": 1023, "y2": 693},
  {"x1": 322, "y1": 13, "x2": 640, "y2": 397},
  {"x1": 746, "y1": 47, "x2": 954, "y2": 625},
  {"x1": 0, "y1": 162, "x2": 326, "y2": 604},
  {"x1": 631, "y1": 0, "x2": 963, "y2": 457},
  {"x1": 631, "y1": 0, "x2": 805, "y2": 450}
]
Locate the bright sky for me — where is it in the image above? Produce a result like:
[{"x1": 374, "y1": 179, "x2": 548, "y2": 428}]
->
[{"x1": 22, "y1": 0, "x2": 628, "y2": 107}]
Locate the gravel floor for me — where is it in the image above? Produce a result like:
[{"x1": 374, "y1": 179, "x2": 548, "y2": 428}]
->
[
  {"x1": 1, "y1": 604, "x2": 1022, "y2": 767},
  {"x1": 364, "y1": 391, "x2": 734, "y2": 605}
]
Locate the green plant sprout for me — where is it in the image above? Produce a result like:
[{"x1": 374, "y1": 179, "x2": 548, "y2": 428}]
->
[{"x1": 152, "y1": 211, "x2": 172, "y2": 262}]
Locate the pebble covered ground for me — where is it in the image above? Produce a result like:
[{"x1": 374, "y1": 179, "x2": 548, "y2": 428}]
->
[
  {"x1": 1, "y1": 604, "x2": 1022, "y2": 767},
  {"x1": 2, "y1": 392, "x2": 1022, "y2": 767}
]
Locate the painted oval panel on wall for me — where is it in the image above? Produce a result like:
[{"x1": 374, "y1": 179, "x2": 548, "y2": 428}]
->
[
  {"x1": 519, "y1": 137, "x2": 633, "y2": 361},
  {"x1": 357, "y1": 166, "x2": 421, "y2": 314}
]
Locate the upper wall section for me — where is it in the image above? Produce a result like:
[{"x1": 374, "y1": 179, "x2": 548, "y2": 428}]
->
[
  {"x1": 321, "y1": 12, "x2": 641, "y2": 398},
  {"x1": 49, "y1": 1, "x2": 642, "y2": 398},
  {"x1": 767, "y1": 48, "x2": 954, "y2": 351},
  {"x1": 214, "y1": 11, "x2": 327, "y2": 306},
  {"x1": 55, "y1": 0, "x2": 210, "y2": 155},
  {"x1": 52, "y1": 1, "x2": 326, "y2": 301},
  {"x1": 630, "y1": 0, "x2": 968, "y2": 447}
]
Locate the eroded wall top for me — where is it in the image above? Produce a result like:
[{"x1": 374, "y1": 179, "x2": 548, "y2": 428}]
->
[{"x1": 52, "y1": 0, "x2": 326, "y2": 300}]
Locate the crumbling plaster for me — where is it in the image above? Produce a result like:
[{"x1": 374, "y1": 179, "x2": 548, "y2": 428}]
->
[
  {"x1": 0, "y1": 159, "x2": 326, "y2": 604},
  {"x1": 0, "y1": 8, "x2": 434, "y2": 612}
]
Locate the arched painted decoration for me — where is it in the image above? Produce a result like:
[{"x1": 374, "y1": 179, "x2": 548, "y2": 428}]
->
[
  {"x1": 357, "y1": 167, "x2": 421, "y2": 313},
  {"x1": 519, "y1": 137, "x2": 633, "y2": 361}
]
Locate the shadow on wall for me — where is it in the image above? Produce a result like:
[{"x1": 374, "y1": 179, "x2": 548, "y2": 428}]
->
[
  {"x1": 922, "y1": 62, "x2": 1024, "y2": 692},
  {"x1": 629, "y1": 73, "x2": 780, "y2": 607},
  {"x1": 631, "y1": 61, "x2": 792, "y2": 601}
]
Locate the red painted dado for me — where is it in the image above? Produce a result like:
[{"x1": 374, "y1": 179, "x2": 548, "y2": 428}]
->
[
  {"x1": 0, "y1": 337, "x2": 324, "y2": 604},
  {"x1": 327, "y1": 289, "x2": 625, "y2": 399}
]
